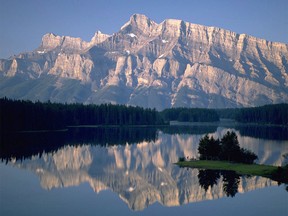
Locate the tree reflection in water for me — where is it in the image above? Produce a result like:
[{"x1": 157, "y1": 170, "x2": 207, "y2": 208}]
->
[
  {"x1": 198, "y1": 170, "x2": 220, "y2": 191},
  {"x1": 198, "y1": 169, "x2": 241, "y2": 197},
  {"x1": 1, "y1": 126, "x2": 286, "y2": 211},
  {"x1": 222, "y1": 171, "x2": 240, "y2": 197}
]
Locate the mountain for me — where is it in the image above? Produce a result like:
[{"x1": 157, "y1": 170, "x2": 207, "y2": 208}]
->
[{"x1": 1, "y1": 14, "x2": 287, "y2": 109}]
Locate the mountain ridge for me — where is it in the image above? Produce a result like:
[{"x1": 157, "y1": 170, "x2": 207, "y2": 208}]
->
[{"x1": 1, "y1": 14, "x2": 287, "y2": 109}]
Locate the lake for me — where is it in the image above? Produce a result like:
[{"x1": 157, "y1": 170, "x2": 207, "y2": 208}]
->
[{"x1": 0, "y1": 124, "x2": 288, "y2": 215}]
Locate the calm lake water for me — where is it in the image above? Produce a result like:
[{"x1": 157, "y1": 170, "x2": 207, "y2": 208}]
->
[{"x1": 0, "y1": 125, "x2": 288, "y2": 216}]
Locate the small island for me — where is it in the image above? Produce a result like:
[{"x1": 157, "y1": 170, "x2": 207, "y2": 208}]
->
[{"x1": 176, "y1": 131, "x2": 288, "y2": 185}]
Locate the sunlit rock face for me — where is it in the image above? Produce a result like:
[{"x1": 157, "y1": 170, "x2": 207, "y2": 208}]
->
[
  {"x1": 1, "y1": 14, "x2": 287, "y2": 109},
  {"x1": 9, "y1": 129, "x2": 286, "y2": 211}
]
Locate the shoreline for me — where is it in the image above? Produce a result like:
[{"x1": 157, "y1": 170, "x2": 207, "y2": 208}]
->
[{"x1": 176, "y1": 160, "x2": 288, "y2": 184}]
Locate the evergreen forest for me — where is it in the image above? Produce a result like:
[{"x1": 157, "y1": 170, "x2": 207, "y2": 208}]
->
[
  {"x1": 160, "y1": 107, "x2": 219, "y2": 122},
  {"x1": 234, "y1": 103, "x2": 288, "y2": 125},
  {"x1": 0, "y1": 98, "x2": 163, "y2": 131},
  {"x1": 1, "y1": 98, "x2": 287, "y2": 132}
]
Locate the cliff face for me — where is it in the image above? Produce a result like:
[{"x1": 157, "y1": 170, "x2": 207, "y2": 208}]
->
[{"x1": 1, "y1": 14, "x2": 287, "y2": 109}]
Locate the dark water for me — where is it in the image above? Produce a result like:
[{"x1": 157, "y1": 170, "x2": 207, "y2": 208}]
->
[{"x1": 0, "y1": 125, "x2": 288, "y2": 215}]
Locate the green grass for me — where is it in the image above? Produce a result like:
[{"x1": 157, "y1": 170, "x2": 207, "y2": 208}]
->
[{"x1": 176, "y1": 160, "x2": 277, "y2": 178}]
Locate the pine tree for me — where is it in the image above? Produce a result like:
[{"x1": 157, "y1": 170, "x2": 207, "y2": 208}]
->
[{"x1": 220, "y1": 131, "x2": 241, "y2": 162}]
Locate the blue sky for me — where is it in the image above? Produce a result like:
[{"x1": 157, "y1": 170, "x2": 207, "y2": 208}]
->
[{"x1": 0, "y1": 0, "x2": 287, "y2": 59}]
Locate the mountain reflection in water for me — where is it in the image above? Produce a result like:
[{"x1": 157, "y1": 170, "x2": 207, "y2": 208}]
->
[{"x1": 1, "y1": 126, "x2": 288, "y2": 211}]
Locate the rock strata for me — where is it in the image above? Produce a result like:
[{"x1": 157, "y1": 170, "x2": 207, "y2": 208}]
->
[{"x1": 1, "y1": 14, "x2": 287, "y2": 109}]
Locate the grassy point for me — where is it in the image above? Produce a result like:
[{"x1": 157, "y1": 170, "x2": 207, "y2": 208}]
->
[{"x1": 176, "y1": 160, "x2": 278, "y2": 178}]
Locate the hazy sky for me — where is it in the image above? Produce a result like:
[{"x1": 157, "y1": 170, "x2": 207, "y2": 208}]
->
[{"x1": 0, "y1": 0, "x2": 287, "y2": 59}]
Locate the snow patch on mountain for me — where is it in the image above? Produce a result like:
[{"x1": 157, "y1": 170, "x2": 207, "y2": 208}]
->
[
  {"x1": 0, "y1": 14, "x2": 287, "y2": 110},
  {"x1": 127, "y1": 33, "x2": 137, "y2": 38}
]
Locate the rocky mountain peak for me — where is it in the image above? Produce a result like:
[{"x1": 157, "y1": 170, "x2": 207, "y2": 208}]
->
[
  {"x1": 40, "y1": 31, "x2": 111, "y2": 53},
  {"x1": 121, "y1": 14, "x2": 158, "y2": 35},
  {"x1": 90, "y1": 31, "x2": 110, "y2": 45},
  {"x1": 160, "y1": 19, "x2": 187, "y2": 38},
  {"x1": 1, "y1": 14, "x2": 287, "y2": 109},
  {"x1": 40, "y1": 33, "x2": 85, "y2": 52},
  {"x1": 41, "y1": 33, "x2": 63, "y2": 50}
]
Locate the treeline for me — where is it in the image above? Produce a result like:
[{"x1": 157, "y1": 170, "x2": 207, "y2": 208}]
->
[
  {"x1": 164, "y1": 104, "x2": 288, "y2": 125},
  {"x1": 1, "y1": 98, "x2": 287, "y2": 132},
  {"x1": 215, "y1": 108, "x2": 240, "y2": 119},
  {"x1": 234, "y1": 104, "x2": 288, "y2": 125},
  {"x1": 161, "y1": 107, "x2": 219, "y2": 122},
  {"x1": 0, "y1": 98, "x2": 164, "y2": 131}
]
